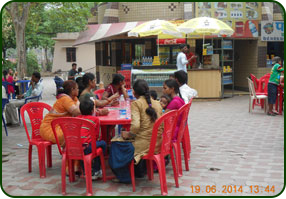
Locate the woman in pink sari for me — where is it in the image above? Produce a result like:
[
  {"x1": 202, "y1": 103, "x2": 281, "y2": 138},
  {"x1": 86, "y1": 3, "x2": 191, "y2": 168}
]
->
[{"x1": 162, "y1": 79, "x2": 185, "y2": 140}]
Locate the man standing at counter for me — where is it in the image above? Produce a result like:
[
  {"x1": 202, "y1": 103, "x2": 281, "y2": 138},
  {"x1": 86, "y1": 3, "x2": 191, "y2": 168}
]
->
[
  {"x1": 176, "y1": 44, "x2": 196, "y2": 72},
  {"x1": 186, "y1": 44, "x2": 197, "y2": 69}
]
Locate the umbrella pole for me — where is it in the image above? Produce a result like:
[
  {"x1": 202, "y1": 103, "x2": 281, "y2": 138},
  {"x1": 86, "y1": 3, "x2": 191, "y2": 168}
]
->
[
  {"x1": 202, "y1": 34, "x2": 205, "y2": 67},
  {"x1": 157, "y1": 35, "x2": 159, "y2": 60}
]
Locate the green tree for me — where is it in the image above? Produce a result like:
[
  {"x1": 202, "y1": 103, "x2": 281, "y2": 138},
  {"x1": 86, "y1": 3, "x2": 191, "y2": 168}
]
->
[
  {"x1": 2, "y1": 9, "x2": 16, "y2": 59},
  {"x1": 4, "y1": 2, "x2": 93, "y2": 77},
  {"x1": 5, "y1": 2, "x2": 31, "y2": 78},
  {"x1": 25, "y1": 2, "x2": 93, "y2": 71}
]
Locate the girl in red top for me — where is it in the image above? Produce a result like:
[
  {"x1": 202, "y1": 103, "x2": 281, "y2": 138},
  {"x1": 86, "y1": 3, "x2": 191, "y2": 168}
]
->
[
  {"x1": 2, "y1": 69, "x2": 15, "y2": 97},
  {"x1": 102, "y1": 74, "x2": 129, "y2": 103}
]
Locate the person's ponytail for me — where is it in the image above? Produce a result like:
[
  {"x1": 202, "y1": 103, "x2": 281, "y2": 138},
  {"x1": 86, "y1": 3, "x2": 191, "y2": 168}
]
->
[
  {"x1": 133, "y1": 79, "x2": 158, "y2": 123},
  {"x1": 144, "y1": 91, "x2": 158, "y2": 122}
]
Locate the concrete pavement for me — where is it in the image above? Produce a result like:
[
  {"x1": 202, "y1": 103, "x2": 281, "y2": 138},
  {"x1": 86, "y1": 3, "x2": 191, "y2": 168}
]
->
[{"x1": 1, "y1": 76, "x2": 284, "y2": 196}]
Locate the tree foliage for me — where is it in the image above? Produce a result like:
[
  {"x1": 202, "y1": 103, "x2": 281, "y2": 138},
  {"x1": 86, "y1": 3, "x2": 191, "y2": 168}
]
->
[
  {"x1": 26, "y1": 2, "x2": 93, "y2": 50},
  {"x1": 3, "y1": 2, "x2": 94, "y2": 75},
  {"x1": 2, "y1": 9, "x2": 16, "y2": 58}
]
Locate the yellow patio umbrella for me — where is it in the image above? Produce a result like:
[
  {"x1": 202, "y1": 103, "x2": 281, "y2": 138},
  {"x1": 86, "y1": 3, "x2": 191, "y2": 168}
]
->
[
  {"x1": 178, "y1": 17, "x2": 234, "y2": 36},
  {"x1": 128, "y1": 19, "x2": 184, "y2": 57},
  {"x1": 178, "y1": 17, "x2": 234, "y2": 63},
  {"x1": 128, "y1": 19, "x2": 183, "y2": 38}
]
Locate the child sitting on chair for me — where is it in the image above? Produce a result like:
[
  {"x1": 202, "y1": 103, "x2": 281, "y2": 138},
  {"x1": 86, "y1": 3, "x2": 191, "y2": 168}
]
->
[
  {"x1": 150, "y1": 90, "x2": 158, "y2": 101},
  {"x1": 160, "y1": 95, "x2": 171, "y2": 113},
  {"x1": 78, "y1": 96, "x2": 106, "y2": 180}
]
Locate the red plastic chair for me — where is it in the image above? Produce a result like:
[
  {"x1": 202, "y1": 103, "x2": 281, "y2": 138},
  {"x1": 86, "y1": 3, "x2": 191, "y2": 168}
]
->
[
  {"x1": 140, "y1": 110, "x2": 179, "y2": 195},
  {"x1": 250, "y1": 74, "x2": 259, "y2": 91},
  {"x1": 93, "y1": 88, "x2": 105, "y2": 100},
  {"x1": 250, "y1": 74, "x2": 270, "y2": 109},
  {"x1": 173, "y1": 99, "x2": 192, "y2": 177},
  {"x1": 51, "y1": 117, "x2": 106, "y2": 196},
  {"x1": 20, "y1": 102, "x2": 53, "y2": 178},
  {"x1": 118, "y1": 70, "x2": 131, "y2": 89}
]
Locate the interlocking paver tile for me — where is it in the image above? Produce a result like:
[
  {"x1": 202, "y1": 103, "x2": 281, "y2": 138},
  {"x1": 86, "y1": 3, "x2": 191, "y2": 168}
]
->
[{"x1": 2, "y1": 76, "x2": 284, "y2": 196}]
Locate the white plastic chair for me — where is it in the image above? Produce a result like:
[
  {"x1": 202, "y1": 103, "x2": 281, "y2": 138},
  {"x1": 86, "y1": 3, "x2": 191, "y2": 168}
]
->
[{"x1": 247, "y1": 77, "x2": 268, "y2": 113}]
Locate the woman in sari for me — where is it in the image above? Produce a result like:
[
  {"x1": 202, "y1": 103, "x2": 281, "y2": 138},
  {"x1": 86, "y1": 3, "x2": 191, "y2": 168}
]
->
[
  {"x1": 40, "y1": 80, "x2": 81, "y2": 146},
  {"x1": 109, "y1": 79, "x2": 163, "y2": 183}
]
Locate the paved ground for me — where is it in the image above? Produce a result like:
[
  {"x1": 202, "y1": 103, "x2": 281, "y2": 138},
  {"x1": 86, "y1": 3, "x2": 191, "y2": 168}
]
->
[{"x1": 1, "y1": 77, "x2": 284, "y2": 196}]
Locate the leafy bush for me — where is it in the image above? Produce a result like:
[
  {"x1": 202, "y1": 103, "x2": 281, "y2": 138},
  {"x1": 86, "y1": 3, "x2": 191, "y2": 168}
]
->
[
  {"x1": 2, "y1": 58, "x2": 17, "y2": 72},
  {"x1": 26, "y1": 51, "x2": 41, "y2": 76}
]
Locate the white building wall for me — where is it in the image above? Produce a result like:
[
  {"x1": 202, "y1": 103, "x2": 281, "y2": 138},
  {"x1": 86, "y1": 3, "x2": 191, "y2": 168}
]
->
[{"x1": 52, "y1": 41, "x2": 95, "y2": 74}]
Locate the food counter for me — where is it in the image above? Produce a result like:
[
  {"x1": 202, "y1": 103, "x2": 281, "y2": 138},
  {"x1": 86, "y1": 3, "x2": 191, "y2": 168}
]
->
[{"x1": 187, "y1": 69, "x2": 222, "y2": 98}]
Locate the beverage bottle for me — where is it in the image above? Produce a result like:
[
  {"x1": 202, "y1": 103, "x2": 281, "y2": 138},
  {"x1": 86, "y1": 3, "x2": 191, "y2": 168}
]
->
[
  {"x1": 248, "y1": 21, "x2": 258, "y2": 37},
  {"x1": 142, "y1": 56, "x2": 145, "y2": 65},
  {"x1": 99, "y1": 81, "x2": 104, "y2": 89},
  {"x1": 119, "y1": 94, "x2": 124, "y2": 106}
]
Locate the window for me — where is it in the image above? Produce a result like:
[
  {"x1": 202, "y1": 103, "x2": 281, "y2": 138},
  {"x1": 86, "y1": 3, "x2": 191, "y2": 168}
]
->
[
  {"x1": 135, "y1": 44, "x2": 145, "y2": 59},
  {"x1": 66, "y1": 48, "x2": 76, "y2": 62}
]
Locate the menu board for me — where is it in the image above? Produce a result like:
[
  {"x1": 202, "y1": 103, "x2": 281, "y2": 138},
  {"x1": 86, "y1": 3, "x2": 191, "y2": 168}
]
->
[
  {"x1": 195, "y1": 2, "x2": 261, "y2": 38},
  {"x1": 196, "y1": 2, "x2": 261, "y2": 21}
]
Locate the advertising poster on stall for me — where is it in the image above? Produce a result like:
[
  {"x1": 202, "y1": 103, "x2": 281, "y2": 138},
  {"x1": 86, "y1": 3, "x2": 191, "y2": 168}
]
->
[
  {"x1": 232, "y1": 20, "x2": 259, "y2": 38},
  {"x1": 261, "y1": 21, "x2": 284, "y2": 41},
  {"x1": 195, "y1": 2, "x2": 261, "y2": 38}
]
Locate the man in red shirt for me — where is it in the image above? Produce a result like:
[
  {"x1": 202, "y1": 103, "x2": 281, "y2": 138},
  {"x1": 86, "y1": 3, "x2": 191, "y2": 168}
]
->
[{"x1": 185, "y1": 44, "x2": 197, "y2": 69}]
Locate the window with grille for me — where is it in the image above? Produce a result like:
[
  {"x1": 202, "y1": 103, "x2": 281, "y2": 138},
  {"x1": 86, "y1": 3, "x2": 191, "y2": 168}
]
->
[{"x1": 66, "y1": 48, "x2": 76, "y2": 62}]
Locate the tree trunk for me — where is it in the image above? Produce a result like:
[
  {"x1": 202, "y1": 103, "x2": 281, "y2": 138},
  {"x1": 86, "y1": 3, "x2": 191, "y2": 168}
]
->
[
  {"x1": 15, "y1": 25, "x2": 27, "y2": 78},
  {"x1": 2, "y1": 47, "x2": 7, "y2": 59},
  {"x1": 5, "y1": 2, "x2": 31, "y2": 79},
  {"x1": 42, "y1": 47, "x2": 48, "y2": 72}
]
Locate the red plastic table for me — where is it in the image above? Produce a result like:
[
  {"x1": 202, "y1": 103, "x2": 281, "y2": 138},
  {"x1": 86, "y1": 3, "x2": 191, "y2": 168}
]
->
[{"x1": 97, "y1": 101, "x2": 131, "y2": 144}]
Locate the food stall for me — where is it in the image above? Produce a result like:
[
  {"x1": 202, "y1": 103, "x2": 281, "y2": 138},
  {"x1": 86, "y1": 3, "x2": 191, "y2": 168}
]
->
[{"x1": 186, "y1": 37, "x2": 234, "y2": 98}]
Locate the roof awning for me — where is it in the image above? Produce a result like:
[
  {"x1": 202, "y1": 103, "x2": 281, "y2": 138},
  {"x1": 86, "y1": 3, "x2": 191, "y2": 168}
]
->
[
  {"x1": 73, "y1": 21, "x2": 145, "y2": 46},
  {"x1": 61, "y1": 45, "x2": 78, "y2": 48}
]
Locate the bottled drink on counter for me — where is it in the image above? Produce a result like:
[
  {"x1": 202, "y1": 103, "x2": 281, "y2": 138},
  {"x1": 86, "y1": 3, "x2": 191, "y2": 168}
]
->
[{"x1": 142, "y1": 56, "x2": 145, "y2": 65}]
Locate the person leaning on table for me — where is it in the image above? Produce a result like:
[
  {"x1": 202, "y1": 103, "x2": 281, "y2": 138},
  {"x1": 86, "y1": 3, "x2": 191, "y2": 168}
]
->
[
  {"x1": 267, "y1": 56, "x2": 284, "y2": 116},
  {"x1": 108, "y1": 79, "x2": 163, "y2": 183},
  {"x1": 40, "y1": 80, "x2": 81, "y2": 145},
  {"x1": 5, "y1": 72, "x2": 43, "y2": 126},
  {"x1": 79, "y1": 72, "x2": 119, "y2": 115},
  {"x1": 40, "y1": 80, "x2": 81, "y2": 173},
  {"x1": 102, "y1": 74, "x2": 129, "y2": 102}
]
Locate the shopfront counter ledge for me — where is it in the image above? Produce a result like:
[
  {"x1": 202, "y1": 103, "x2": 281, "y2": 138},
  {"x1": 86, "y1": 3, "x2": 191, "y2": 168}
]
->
[
  {"x1": 187, "y1": 68, "x2": 221, "y2": 71},
  {"x1": 187, "y1": 69, "x2": 221, "y2": 98}
]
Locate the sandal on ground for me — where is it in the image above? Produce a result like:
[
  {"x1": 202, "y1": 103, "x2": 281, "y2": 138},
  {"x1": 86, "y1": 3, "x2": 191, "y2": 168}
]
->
[
  {"x1": 272, "y1": 111, "x2": 279, "y2": 115},
  {"x1": 267, "y1": 112, "x2": 276, "y2": 116},
  {"x1": 111, "y1": 178, "x2": 120, "y2": 183},
  {"x1": 111, "y1": 178, "x2": 131, "y2": 184}
]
